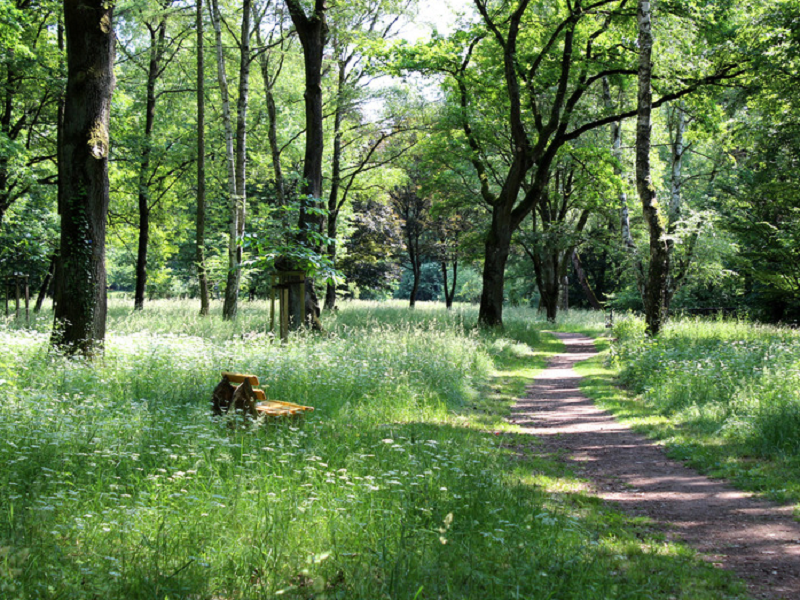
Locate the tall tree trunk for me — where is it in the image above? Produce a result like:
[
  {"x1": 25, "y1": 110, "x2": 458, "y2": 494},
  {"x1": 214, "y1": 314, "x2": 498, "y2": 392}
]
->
[
  {"x1": 217, "y1": 0, "x2": 252, "y2": 320},
  {"x1": 53, "y1": 19, "x2": 66, "y2": 313},
  {"x1": 34, "y1": 255, "x2": 56, "y2": 313},
  {"x1": 478, "y1": 206, "x2": 513, "y2": 326},
  {"x1": 636, "y1": 0, "x2": 669, "y2": 335},
  {"x1": 324, "y1": 58, "x2": 346, "y2": 311},
  {"x1": 225, "y1": 0, "x2": 251, "y2": 320},
  {"x1": 324, "y1": 212, "x2": 338, "y2": 309},
  {"x1": 527, "y1": 204, "x2": 590, "y2": 323},
  {"x1": 0, "y1": 52, "x2": 18, "y2": 228},
  {"x1": 441, "y1": 260, "x2": 457, "y2": 309},
  {"x1": 196, "y1": 0, "x2": 210, "y2": 315},
  {"x1": 52, "y1": 0, "x2": 115, "y2": 356},
  {"x1": 533, "y1": 251, "x2": 561, "y2": 323},
  {"x1": 409, "y1": 256, "x2": 420, "y2": 309},
  {"x1": 664, "y1": 102, "x2": 697, "y2": 313},
  {"x1": 134, "y1": 20, "x2": 166, "y2": 310},
  {"x1": 663, "y1": 101, "x2": 684, "y2": 313},
  {"x1": 603, "y1": 76, "x2": 645, "y2": 299},
  {"x1": 209, "y1": 0, "x2": 241, "y2": 320},
  {"x1": 572, "y1": 250, "x2": 603, "y2": 310},
  {"x1": 285, "y1": 0, "x2": 327, "y2": 327},
  {"x1": 256, "y1": 39, "x2": 285, "y2": 203},
  {"x1": 667, "y1": 103, "x2": 685, "y2": 229}
]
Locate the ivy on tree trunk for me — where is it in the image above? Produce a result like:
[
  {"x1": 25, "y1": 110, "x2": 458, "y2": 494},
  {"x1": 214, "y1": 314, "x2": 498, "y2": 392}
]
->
[
  {"x1": 52, "y1": 0, "x2": 115, "y2": 356},
  {"x1": 636, "y1": 0, "x2": 670, "y2": 336}
]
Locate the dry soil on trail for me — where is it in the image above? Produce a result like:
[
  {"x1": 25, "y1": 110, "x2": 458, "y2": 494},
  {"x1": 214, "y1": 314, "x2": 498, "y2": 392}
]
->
[{"x1": 511, "y1": 332, "x2": 800, "y2": 600}]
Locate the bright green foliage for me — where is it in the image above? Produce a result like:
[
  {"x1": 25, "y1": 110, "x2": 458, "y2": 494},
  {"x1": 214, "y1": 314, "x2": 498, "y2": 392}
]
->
[
  {"x1": 245, "y1": 199, "x2": 342, "y2": 285},
  {"x1": 0, "y1": 301, "x2": 746, "y2": 599},
  {"x1": 0, "y1": 0, "x2": 60, "y2": 231},
  {"x1": 609, "y1": 315, "x2": 800, "y2": 502}
]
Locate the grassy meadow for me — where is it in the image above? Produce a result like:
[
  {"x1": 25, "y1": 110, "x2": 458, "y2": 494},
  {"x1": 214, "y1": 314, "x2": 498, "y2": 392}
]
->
[
  {"x1": 0, "y1": 300, "x2": 747, "y2": 599},
  {"x1": 578, "y1": 314, "x2": 800, "y2": 509}
]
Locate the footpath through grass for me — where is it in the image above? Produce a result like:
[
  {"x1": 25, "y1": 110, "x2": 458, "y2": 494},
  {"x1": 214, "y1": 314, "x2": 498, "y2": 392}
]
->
[
  {"x1": 0, "y1": 301, "x2": 746, "y2": 599},
  {"x1": 578, "y1": 315, "x2": 800, "y2": 512}
]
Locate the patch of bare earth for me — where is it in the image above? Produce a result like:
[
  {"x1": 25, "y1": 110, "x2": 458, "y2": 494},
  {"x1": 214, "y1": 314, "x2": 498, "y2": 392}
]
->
[{"x1": 511, "y1": 332, "x2": 800, "y2": 600}]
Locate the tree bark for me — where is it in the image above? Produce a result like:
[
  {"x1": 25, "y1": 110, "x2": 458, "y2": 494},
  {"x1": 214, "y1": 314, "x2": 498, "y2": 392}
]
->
[
  {"x1": 285, "y1": 0, "x2": 327, "y2": 327},
  {"x1": 255, "y1": 21, "x2": 286, "y2": 204},
  {"x1": 409, "y1": 259, "x2": 420, "y2": 309},
  {"x1": 218, "y1": 0, "x2": 252, "y2": 320},
  {"x1": 324, "y1": 212, "x2": 338, "y2": 309},
  {"x1": 52, "y1": 0, "x2": 115, "y2": 356},
  {"x1": 324, "y1": 57, "x2": 346, "y2": 311},
  {"x1": 533, "y1": 252, "x2": 561, "y2": 323},
  {"x1": 636, "y1": 0, "x2": 669, "y2": 335},
  {"x1": 478, "y1": 206, "x2": 513, "y2": 326},
  {"x1": 664, "y1": 102, "x2": 697, "y2": 313},
  {"x1": 603, "y1": 76, "x2": 645, "y2": 300},
  {"x1": 572, "y1": 250, "x2": 603, "y2": 310},
  {"x1": 0, "y1": 51, "x2": 19, "y2": 228},
  {"x1": 196, "y1": 0, "x2": 210, "y2": 316},
  {"x1": 34, "y1": 255, "x2": 57, "y2": 313},
  {"x1": 134, "y1": 18, "x2": 166, "y2": 310},
  {"x1": 210, "y1": 0, "x2": 240, "y2": 320},
  {"x1": 441, "y1": 260, "x2": 457, "y2": 309},
  {"x1": 53, "y1": 19, "x2": 66, "y2": 313}
]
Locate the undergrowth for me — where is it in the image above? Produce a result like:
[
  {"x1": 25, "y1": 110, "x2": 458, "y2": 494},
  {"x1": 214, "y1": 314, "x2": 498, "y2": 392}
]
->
[
  {"x1": 0, "y1": 301, "x2": 745, "y2": 599},
  {"x1": 596, "y1": 314, "x2": 800, "y2": 507}
]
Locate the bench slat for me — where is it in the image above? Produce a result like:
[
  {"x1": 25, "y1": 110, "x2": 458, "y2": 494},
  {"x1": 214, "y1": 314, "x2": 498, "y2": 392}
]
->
[{"x1": 221, "y1": 372, "x2": 259, "y2": 385}]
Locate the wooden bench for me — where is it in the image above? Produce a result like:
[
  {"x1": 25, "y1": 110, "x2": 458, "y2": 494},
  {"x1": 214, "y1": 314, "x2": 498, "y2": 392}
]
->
[{"x1": 221, "y1": 372, "x2": 314, "y2": 417}]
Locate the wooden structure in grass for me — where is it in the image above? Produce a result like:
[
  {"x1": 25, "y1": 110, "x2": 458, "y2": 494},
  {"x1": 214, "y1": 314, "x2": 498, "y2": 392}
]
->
[
  {"x1": 269, "y1": 271, "x2": 305, "y2": 342},
  {"x1": 4, "y1": 274, "x2": 30, "y2": 323},
  {"x1": 220, "y1": 371, "x2": 314, "y2": 417}
]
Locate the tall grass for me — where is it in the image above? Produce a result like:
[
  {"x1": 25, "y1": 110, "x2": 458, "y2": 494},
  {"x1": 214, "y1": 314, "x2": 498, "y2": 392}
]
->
[
  {"x1": 0, "y1": 301, "x2": 743, "y2": 599},
  {"x1": 614, "y1": 316, "x2": 800, "y2": 458}
]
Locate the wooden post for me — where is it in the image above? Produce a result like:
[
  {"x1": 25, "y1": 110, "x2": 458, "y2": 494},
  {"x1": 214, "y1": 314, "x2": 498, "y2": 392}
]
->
[
  {"x1": 605, "y1": 307, "x2": 614, "y2": 329},
  {"x1": 280, "y1": 287, "x2": 289, "y2": 342},
  {"x1": 270, "y1": 276, "x2": 276, "y2": 334},
  {"x1": 24, "y1": 275, "x2": 29, "y2": 323},
  {"x1": 4, "y1": 279, "x2": 8, "y2": 317},
  {"x1": 15, "y1": 276, "x2": 20, "y2": 320},
  {"x1": 300, "y1": 278, "x2": 305, "y2": 323}
]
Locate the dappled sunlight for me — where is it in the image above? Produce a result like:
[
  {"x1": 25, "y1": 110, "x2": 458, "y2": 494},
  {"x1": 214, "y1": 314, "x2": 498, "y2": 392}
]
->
[{"x1": 530, "y1": 332, "x2": 800, "y2": 597}]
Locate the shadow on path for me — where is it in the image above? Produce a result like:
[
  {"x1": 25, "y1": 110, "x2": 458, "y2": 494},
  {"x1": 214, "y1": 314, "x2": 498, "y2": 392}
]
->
[{"x1": 512, "y1": 332, "x2": 800, "y2": 600}]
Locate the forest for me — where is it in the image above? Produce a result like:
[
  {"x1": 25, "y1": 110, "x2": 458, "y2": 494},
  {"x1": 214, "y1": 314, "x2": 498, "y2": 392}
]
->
[
  {"x1": 3, "y1": 0, "x2": 800, "y2": 599},
  {"x1": 0, "y1": 0, "x2": 798, "y2": 340}
]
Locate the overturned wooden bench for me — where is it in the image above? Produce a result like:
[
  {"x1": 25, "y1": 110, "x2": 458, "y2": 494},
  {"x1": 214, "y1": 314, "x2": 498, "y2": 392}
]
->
[{"x1": 212, "y1": 372, "x2": 314, "y2": 418}]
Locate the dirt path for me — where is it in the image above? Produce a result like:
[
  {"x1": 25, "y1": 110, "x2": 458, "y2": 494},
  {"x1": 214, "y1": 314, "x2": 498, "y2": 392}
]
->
[{"x1": 511, "y1": 332, "x2": 800, "y2": 600}]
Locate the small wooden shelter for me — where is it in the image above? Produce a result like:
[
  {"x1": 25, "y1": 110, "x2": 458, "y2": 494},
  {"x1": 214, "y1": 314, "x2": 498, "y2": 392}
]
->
[{"x1": 269, "y1": 270, "x2": 305, "y2": 341}]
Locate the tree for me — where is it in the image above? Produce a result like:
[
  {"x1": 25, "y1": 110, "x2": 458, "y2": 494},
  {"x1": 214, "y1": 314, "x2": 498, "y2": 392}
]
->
[
  {"x1": 435, "y1": 213, "x2": 467, "y2": 310},
  {"x1": 284, "y1": 0, "x2": 327, "y2": 326},
  {"x1": 519, "y1": 160, "x2": 591, "y2": 322},
  {"x1": 0, "y1": 3, "x2": 60, "y2": 229},
  {"x1": 322, "y1": 0, "x2": 413, "y2": 310},
  {"x1": 338, "y1": 198, "x2": 403, "y2": 299},
  {"x1": 209, "y1": 0, "x2": 253, "y2": 320},
  {"x1": 196, "y1": 0, "x2": 210, "y2": 315},
  {"x1": 253, "y1": 0, "x2": 291, "y2": 204},
  {"x1": 636, "y1": 0, "x2": 669, "y2": 335},
  {"x1": 389, "y1": 0, "x2": 742, "y2": 326},
  {"x1": 52, "y1": 0, "x2": 115, "y2": 355},
  {"x1": 128, "y1": 0, "x2": 174, "y2": 310},
  {"x1": 391, "y1": 178, "x2": 432, "y2": 308},
  {"x1": 716, "y1": 0, "x2": 800, "y2": 320}
]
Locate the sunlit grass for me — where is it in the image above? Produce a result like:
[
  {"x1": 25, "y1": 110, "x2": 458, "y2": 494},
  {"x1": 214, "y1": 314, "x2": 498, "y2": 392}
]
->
[
  {"x1": 586, "y1": 315, "x2": 800, "y2": 507},
  {"x1": 0, "y1": 301, "x2": 746, "y2": 599}
]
